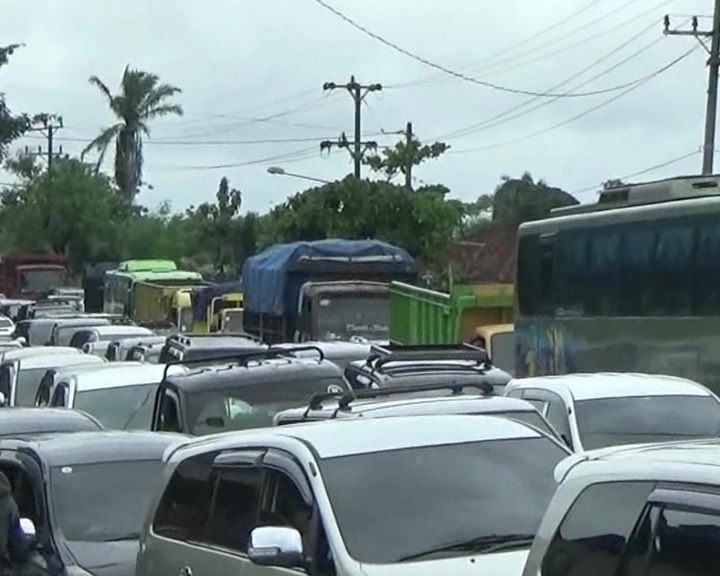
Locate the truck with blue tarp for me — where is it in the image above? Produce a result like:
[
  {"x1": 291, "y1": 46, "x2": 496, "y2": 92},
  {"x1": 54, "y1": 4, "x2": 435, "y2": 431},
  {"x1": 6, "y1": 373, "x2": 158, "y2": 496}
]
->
[{"x1": 242, "y1": 239, "x2": 418, "y2": 344}]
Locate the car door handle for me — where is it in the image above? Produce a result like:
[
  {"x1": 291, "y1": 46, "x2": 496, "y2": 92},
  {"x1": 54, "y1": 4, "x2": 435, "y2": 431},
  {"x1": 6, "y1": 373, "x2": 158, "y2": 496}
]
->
[{"x1": 180, "y1": 567, "x2": 192, "y2": 576}]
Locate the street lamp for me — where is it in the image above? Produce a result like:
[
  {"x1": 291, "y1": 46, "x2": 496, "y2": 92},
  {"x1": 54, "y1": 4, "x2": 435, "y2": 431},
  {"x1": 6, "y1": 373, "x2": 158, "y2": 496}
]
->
[{"x1": 267, "y1": 166, "x2": 330, "y2": 184}]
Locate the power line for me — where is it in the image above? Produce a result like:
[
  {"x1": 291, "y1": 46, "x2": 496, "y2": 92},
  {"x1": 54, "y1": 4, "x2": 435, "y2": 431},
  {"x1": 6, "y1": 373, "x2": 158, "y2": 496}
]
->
[
  {"x1": 310, "y1": 0, "x2": 666, "y2": 99},
  {"x1": 152, "y1": 145, "x2": 324, "y2": 172},
  {"x1": 449, "y1": 45, "x2": 699, "y2": 155},
  {"x1": 435, "y1": 18, "x2": 679, "y2": 142},
  {"x1": 570, "y1": 149, "x2": 702, "y2": 195}
]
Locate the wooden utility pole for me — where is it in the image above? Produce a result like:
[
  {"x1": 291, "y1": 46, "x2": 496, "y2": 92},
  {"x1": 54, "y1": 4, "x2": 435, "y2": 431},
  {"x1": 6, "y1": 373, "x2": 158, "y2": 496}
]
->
[{"x1": 25, "y1": 114, "x2": 64, "y2": 174}]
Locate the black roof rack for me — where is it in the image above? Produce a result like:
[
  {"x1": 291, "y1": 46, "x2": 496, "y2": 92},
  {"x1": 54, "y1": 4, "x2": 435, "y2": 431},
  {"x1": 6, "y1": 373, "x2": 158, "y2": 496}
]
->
[
  {"x1": 366, "y1": 343, "x2": 489, "y2": 371},
  {"x1": 168, "y1": 331, "x2": 262, "y2": 343},
  {"x1": 161, "y1": 345, "x2": 326, "y2": 380},
  {"x1": 336, "y1": 381, "x2": 494, "y2": 411}
]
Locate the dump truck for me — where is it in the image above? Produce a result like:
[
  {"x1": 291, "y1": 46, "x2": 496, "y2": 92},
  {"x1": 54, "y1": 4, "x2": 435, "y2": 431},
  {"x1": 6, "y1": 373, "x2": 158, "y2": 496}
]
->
[
  {"x1": 0, "y1": 253, "x2": 68, "y2": 300},
  {"x1": 388, "y1": 281, "x2": 515, "y2": 374},
  {"x1": 191, "y1": 281, "x2": 244, "y2": 333},
  {"x1": 242, "y1": 239, "x2": 417, "y2": 344}
]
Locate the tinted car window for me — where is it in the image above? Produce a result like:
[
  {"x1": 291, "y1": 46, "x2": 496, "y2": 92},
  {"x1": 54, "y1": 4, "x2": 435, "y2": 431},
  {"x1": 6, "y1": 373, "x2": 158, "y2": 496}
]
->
[
  {"x1": 73, "y1": 384, "x2": 157, "y2": 430},
  {"x1": 319, "y1": 437, "x2": 568, "y2": 564},
  {"x1": 15, "y1": 368, "x2": 52, "y2": 407},
  {"x1": 541, "y1": 481, "x2": 655, "y2": 576},
  {"x1": 51, "y1": 460, "x2": 165, "y2": 541},
  {"x1": 497, "y1": 410, "x2": 559, "y2": 439},
  {"x1": 69, "y1": 331, "x2": 93, "y2": 348},
  {"x1": 575, "y1": 395, "x2": 720, "y2": 450},
  {"x1": 188, "y1": 376, "x2": 348, "y2": 435}
]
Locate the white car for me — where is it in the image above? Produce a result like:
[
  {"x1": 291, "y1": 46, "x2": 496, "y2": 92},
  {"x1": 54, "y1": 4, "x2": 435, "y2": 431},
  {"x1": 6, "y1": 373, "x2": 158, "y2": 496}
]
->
[
  {"x1": 522, "y1": 440, "x2": 720, "y2": 576},
  {"x1": 136, "y1": 415, "x2": 571, "y2": 576},
  {"x1": 504, "y1": 372, "x2": 720, "y2": 451}
]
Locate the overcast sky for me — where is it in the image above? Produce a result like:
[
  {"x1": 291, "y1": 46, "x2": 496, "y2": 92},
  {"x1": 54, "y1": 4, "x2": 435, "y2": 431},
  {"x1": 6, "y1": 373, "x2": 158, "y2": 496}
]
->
[{"x1": 0, "y1": 0, "x2": 713, "y2": 212}]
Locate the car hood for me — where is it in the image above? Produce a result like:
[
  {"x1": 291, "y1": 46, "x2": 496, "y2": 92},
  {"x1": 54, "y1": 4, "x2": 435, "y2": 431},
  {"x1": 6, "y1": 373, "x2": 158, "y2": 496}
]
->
[
  {"x1": 359, "y1": 549, "x2": 529, "y2": 576},
  {"x1": 66, "y1": 540, "x2": 138, "y2": 576}
]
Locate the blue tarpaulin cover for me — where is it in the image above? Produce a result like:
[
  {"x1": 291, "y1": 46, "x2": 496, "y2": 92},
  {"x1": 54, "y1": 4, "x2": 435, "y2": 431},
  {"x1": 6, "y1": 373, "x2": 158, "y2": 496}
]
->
[
  {"x1": 191, "y1": 280, "x2": 243, "y2": 321},
  {"x1": 242, "y1": 239, "x2": 414, "y2": 315}
]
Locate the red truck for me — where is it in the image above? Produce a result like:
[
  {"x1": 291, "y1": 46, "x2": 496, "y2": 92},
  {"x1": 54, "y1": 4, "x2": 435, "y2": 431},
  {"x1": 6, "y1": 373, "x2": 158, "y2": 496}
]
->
[{"x1": 0, "y1": 253, "x2": 68, "y2": 299}]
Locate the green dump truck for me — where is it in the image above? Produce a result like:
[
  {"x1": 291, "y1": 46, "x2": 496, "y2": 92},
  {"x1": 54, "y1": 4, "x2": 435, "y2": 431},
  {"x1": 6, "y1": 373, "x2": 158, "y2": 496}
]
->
[{"x1": 388, "y1": 281, "x2": 515, "y2": 374}]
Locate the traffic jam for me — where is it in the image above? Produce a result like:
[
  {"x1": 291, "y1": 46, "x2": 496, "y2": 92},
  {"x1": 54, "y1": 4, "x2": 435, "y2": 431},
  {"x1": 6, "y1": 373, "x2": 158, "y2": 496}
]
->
[{"x1": 0, "y1": 175, "x2": 718, "y2": 575}]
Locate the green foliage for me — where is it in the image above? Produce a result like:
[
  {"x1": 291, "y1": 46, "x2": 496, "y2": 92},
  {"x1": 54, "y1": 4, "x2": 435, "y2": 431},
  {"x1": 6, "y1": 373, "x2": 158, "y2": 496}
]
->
[
  {"x1": 0, "y1": 158, "x2": 125, "y2": 271},
  {"x1": 363, "y1": 129, "x2": 449, "y2": 187},
  {"x1": 0, "y1": 44, "x2": 30, "y2": 162},
  {"x1": 261, "y1": 176, "x2": 464, "y2": 267},
  {"x1": 82, "y1": 65, "x2": 183, "y2": 202}
]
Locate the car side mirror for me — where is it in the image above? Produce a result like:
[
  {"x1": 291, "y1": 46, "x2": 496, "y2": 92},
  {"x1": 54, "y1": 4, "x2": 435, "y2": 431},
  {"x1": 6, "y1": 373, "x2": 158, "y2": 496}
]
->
[{"x1": 248, "y1": 526, "x2": 304, "y2": 568}]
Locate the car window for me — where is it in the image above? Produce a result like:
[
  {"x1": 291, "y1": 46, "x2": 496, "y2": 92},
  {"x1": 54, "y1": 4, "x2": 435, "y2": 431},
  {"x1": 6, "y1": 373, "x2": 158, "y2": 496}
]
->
[
  {"x1": 575, "y1": 395, "x2": 720, "y2": 450},
  {"x1": 622, "y1": 505, "x2": 720, "y2": 575},
  {"x1": 202, "y1": 466, "x2": 264, "y2": 552},
  {"x1": 157, "y1": 392, "x2": 182, "y2": 432},
  {"x1": 50, "y1": 383, "x2": 69, "y2": 407},
  {"x1": 498, "y1": 410, "x2": 559, "y2": 439},
  {"x1": 152, "y1": 451, "x2": 220, "y2": 540},
  {"x1": 490, "y1": 331, "x2": 515, "y2": 375},
  {"x1": 15, "y1": 367, "x2": 51, "y2": 407},
  {"x1": 319, "y1": 436, "x2": 568, "y2": 564},
  {"x1": 541, "y1": 481, "x2": 655, "y2": 576},
  {"x1": 51, "y1": 460, "x2": 165, "y2": 541},
  {"x1": 73, "y1": 384, "x2": 158, "y2": 430},
  {"x1": 545, "y1": 397, "x2": 572, "y2": 443}
]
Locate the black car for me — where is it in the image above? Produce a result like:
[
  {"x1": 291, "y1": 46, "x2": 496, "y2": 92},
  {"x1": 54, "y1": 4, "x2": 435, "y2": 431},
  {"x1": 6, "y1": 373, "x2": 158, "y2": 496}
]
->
[
  {"x1": 0, "y1": 407, "x2": 103, "y2": 436},
  {"x1": 157, "y1": 332, "x2": 267, "y2": 364},
  {"x1": 152, "y1": 346, "x2": 350, "y2": 435},
  {"x1": 343, "y1": 343, "x2": 513, "y2": 391},
  {"x1": 6, "y1": 430, "x2": 187, "y2": 576}
]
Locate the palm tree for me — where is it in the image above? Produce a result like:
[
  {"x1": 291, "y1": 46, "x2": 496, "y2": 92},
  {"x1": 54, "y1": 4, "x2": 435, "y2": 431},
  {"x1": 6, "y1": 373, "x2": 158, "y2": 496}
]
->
[{"x1": 82, "y1": 65, "x2": 183, "y2": 202}]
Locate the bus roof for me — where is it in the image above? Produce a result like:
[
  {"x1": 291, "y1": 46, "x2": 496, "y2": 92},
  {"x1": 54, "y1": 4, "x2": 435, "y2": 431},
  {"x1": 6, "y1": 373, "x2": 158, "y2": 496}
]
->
[
  {"x1": 107, "y1": 270, "x2": 203, "y2": 282},
  {"x1": 117, "y1": 260, "x2": 177, "y2": 273}
]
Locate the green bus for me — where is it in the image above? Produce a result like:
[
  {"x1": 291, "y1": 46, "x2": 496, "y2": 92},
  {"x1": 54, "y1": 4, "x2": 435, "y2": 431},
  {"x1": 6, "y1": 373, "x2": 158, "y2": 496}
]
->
[{"x1": 515, "y1": 174, "x2": 720, "y2": 392}]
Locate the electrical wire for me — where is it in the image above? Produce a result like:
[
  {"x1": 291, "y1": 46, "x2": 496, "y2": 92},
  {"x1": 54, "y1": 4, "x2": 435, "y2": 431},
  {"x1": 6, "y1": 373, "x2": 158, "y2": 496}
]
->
[
  {"x1": 570, "y1": 149, "x2": 702, "y2": 194},
  {"x1": 390, "y1": 0, "x2": 654, "y2": 89},
  {"x1": 151, "y1": 145, "x2": 323, "y2": 172},
  {"x1": 435, "y1": 18, "x2": 681, "y2": 142},
  {"x1": 311, "y1": 0, "x2": 668, "y2": 98},
  {"x1": 448, "y1": 44, "x2": 699, "y2": 155}
]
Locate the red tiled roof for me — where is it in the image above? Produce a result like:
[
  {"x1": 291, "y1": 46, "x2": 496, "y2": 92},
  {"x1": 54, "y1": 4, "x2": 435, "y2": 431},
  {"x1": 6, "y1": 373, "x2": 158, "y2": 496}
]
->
[{"x1": 449, "y1": 223, "x2": 518, "y2": 283}]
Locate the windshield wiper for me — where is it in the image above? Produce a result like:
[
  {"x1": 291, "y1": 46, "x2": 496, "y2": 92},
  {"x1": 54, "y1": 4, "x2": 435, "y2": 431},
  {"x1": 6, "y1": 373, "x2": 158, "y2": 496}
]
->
[
  {"x1": 101, "y1": 532, "x2": 141, "y2": 542},
  {"x1": 397, "y1": 534, "x2": 535, "y2": 562}
]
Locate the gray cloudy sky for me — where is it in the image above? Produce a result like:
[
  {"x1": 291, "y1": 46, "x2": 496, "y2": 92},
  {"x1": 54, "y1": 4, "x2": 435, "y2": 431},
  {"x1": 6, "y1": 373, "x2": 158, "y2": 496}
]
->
[{"x1": 0, "y1": 0, "x2": 713, "y2": 212}]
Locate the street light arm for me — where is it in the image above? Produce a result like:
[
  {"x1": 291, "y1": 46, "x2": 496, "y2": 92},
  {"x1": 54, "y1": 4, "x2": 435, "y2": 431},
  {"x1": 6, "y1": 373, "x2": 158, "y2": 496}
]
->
[{"x1": 267, "y1": 166, "x2": 331, "y2": 184}]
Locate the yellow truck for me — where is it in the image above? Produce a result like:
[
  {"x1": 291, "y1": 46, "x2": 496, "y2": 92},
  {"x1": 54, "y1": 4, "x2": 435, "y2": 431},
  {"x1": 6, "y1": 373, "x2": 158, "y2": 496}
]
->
[
  {"x1": 388, "y1": 281, "x2": 515, "y2": 374},
  {"x1": 132, "y1": 279, "x2": 203, "y2": 331},
  {"x1": 191, "y1": 282, "x2": 243, "y2": 333}
]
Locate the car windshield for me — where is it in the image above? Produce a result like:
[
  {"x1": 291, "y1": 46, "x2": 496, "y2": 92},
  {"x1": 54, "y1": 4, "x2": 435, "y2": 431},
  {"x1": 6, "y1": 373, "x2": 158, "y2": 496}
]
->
[
  {"x1": 188, "y1": 376, "x2": 348, "y2": 435},
  {"x1": 315, "y1": 296, "x2": 389, "y2": 341},
  {"x1": 73, "y1": 384, "x2": 158, "y2": 430},
  {"x1": 319, "y1": 437, "x2": 567, "y2": 564},
  {"x1": 56, "y1": 326, "x2": 94, "y2": 347},
  {"x1": 575, "y1": 395, "x2": 720, "y2": 450},
  {"x1": 490, "y1": 332, "x2": 515, "y2": 376},
  {"x1": 50, "y1": 460, "x2": 164, "y2": 542},
  {"x1": 19, "y1": 269, "x2": 65, "y2": 293},
  {"x1": 496, "y1": 410, "x2": 558, "y2": 439}
]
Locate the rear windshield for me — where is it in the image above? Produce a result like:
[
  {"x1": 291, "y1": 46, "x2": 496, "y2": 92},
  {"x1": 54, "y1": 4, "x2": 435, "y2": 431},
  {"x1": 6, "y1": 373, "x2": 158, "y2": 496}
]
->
[
  {"x1": 188, "y1": 376, "x2": 348, "y2": 435},
  {"x1": 496, "y1": 410, "x2": 558, "y2": 439},
  {"x1": 73, "y1": 383, "x2": 158, "y2": 430},
  {"x1": 576, "y1": 395, "x2": 720, "y2": 450}
]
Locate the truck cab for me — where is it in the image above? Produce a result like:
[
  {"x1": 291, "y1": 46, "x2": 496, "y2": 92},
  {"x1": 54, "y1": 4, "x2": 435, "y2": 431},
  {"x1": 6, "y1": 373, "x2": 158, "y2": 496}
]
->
[{"x1": 0, "y1": 254, "x2": 68, "y2": 300}]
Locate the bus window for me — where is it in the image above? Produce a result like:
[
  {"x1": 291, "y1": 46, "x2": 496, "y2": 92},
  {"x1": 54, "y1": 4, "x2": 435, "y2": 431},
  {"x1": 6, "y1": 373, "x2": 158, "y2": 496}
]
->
[
  {"x1": 586, "y1": 228, "x2": 620, "y2": 316},
  {"x1": 517, "y1": 235, "x2": 541, "y2": 316},
  {"x1": 555, "y1": 231, "x2": 587, "y2": 316},
  {"x1": 620, "y1": 224, "x2": 657, "y2": 316},
  {"x1": 696, "y1": 220, "x2": 720, "y2": 314},
  {"x1": 652, "y1": 224, "x2": 693, "y2": 316}
]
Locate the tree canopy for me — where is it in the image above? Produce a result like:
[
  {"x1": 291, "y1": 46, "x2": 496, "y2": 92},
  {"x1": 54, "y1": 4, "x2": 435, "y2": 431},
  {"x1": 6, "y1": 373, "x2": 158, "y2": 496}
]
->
[{"x1": 0, "y1": 45, "x2": 29, "y2": 162}]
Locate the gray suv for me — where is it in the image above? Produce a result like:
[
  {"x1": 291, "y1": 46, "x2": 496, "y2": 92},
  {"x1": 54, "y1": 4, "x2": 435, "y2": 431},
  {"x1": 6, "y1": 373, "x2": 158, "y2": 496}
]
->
[{"x1": 136, "y1": 414, "x2": 570, "y2": 576}]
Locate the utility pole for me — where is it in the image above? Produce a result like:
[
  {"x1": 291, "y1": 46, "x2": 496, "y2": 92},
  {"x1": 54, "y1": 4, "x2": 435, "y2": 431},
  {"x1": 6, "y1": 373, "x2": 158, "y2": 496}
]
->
[
  {"x1": 321, "y1": 76, "x2": 382, "y2": 178},
  {"x1": 665, "y1": 8, "x2": 720, "y2": 174},
  {"x1": 25, "y1": 114, "x2": 64, "y2": 174},
  {"x1": 404, "y1": 122, "x2": 413, "y2": 189}
]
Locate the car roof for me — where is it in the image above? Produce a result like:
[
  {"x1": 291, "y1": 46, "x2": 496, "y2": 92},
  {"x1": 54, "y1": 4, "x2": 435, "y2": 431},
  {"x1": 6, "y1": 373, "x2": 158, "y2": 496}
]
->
[
  {"x1": 167, "y1": 357, "x2": 343, "y2": 392},
  {"x1": 0, "y1": 408, "x2": 102, "y2": 435},
  {"x1": 73, "y1": 363, "x2": 185, "y2": 391},
  {"x1": 83, "y1": 325, "x2": 155, "y2": 336},
  {"x1": 0, "y1": 430, "x2": 188, "y2": 467},
  {"x1": 17, "y1": 353, "x2": 105, "y2": 370},
  {"x1": 54, "y1": 318, "x2": 110, "y2": 329},
  {"x1": 276, "y1": 393, "x2": 539, "y2": 423},
  {"x1": 110, "y1": 336, "x2": 166, "y2": 348},
  {"x1": 2, "y1": 347, "x2": 81, "y2": 361},
  {"x1": 166, "y1": 334, "x2": 266, "y2": 350},
  {"x1": 54, "y1": 360, "x2": 143, "y2": 381},
  {"x1": 179, "y1": 415, "x2": 545, "y2": 460},
  {"x1": 273, "y1": 341, "x2": 372, "y2": 357},
  {"x1": 508, "y1": 372, "x2": 711, "y2": 401}
]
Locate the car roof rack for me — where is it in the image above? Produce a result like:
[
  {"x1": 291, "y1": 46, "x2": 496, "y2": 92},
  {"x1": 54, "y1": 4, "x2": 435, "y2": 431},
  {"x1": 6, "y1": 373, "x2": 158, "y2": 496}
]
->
[
  {"x1": 169, "y1": 331, "x2": 262, "y2": 342},
  {"x1": 161, "y1": 345, "x2": 326, "y2": 380},
  {"x1": 366, "y1": 343, "x2": 489, "y2": 371}
]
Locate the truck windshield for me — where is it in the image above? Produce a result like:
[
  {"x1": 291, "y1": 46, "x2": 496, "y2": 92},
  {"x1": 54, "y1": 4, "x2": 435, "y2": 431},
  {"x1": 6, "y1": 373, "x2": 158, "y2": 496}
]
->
[
  {"x1": 315, "y1": 296, "x2": 389, "y2": 340},
  {"x1": 19, "y1": 269, "x2": 65, "y2": 293}
]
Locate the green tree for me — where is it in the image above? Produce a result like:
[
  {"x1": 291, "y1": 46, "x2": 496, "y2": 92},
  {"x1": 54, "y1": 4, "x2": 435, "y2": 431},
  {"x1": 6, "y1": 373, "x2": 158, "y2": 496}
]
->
[
  {"x1": 261, "y1": 176, "x2": 464, "y2": 268},
  {"x1": 0, "y1": 158, "x2": 125, "y2": 271},
  {"x1": 0, "y1": 45, "x2": 30, "y2": 162},
  {"x1": 364, "y1": 128, "x2": 449, "y2": 188},
  {"x1": 186, "y1": 177, "x2": 243, "y2": 275},
  {"x1": 487, "y1": 172, "x2": 578, "y2": 224},
  {"x1": 82, "y1": 66, "x2": 183, "y2": 202}
]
